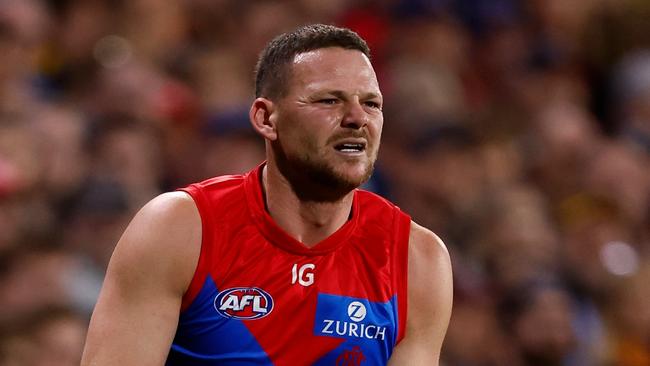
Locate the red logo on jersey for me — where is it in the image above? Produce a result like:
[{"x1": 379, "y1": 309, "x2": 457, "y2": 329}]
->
[
  {"x1": 214, "y1": 287, "x2": 274, "y2": 320},
  {"x1": 336, "y1": 346, "x2": 366, "y2": 366}
]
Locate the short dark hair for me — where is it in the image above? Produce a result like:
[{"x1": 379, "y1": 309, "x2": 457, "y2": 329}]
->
[{"x1": 254, "y1": 24, "x2": 370, "y2": 99}]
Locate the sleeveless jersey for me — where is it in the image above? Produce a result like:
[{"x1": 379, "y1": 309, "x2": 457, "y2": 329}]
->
[{"x1": 166, "y1": 164, "x2": 411, "y2": 366}]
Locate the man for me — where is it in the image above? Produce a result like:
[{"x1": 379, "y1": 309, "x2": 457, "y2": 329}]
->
[{"x1": 81, "y1": 24, "x2": 452, "y2": 365}]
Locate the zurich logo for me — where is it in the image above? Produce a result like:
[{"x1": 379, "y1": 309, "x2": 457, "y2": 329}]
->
[
  {"x1": 347, "y1": 301, "x2": 367, "y2": 322},
  {"x1": 214, "y1": 287, "x2": 274, "y2": 320},
  {"x1": 316, "y1": 295, "x2": 389, "y2": 341}
]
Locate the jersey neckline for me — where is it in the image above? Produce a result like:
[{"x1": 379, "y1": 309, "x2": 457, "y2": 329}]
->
[{"x1": 244, "y1": 163, "x2": 359, "y2": 256}]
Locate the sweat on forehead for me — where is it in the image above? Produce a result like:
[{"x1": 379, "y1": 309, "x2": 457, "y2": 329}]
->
[{"x1": 288, "y1": 48, "x2": 380, "y2": 96}]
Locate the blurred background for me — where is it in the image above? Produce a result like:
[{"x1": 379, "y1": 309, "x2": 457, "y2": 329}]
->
[{"x1": 0, "y1": 0, "x2": 648, "y2": 365}]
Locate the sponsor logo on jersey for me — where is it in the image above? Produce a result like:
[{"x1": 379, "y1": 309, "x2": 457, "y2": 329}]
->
[
  {"x1": 214, "y1": 287, "x2": 274, "y2": 320},
  {"x1": 314, "y1": 294, "x2": 395, "y2": 342},
  {"x1": 320, "y1": 318, "x2": 387, "y2": 340},
  {"x1": 347, "y1": 301, "x2": 367, "y2": 322}
]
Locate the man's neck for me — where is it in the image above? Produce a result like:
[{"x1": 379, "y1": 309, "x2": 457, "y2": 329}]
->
[{"x1": 262, "y1": 164, "x2": 354, "y2": 247}]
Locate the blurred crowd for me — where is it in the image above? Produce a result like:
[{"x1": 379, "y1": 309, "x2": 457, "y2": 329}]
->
[{"x1": 0, "y1": 0, "x2": 648, "y2": 365}]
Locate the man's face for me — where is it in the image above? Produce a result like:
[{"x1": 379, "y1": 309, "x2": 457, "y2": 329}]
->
[{"x1": 271, "y1": 47, "x2": 383, "y2": 195}]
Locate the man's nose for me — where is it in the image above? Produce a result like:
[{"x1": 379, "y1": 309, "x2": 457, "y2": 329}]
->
[{"x1": 341, "y1": 100, "x2": 367, "y2": 129}]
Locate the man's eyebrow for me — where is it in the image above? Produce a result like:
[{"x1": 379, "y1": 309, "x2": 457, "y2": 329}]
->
[
  {"x1": 321, "y1": 90, "x2": 383, "y2": 100},
  {"x1": 362, "y1": 91, "x2": 383, "y2": 100}
]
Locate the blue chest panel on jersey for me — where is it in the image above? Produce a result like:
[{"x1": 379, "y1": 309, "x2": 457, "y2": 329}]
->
[{"x1": 167, "y1": 278, "x2": 400, "y2": 365}]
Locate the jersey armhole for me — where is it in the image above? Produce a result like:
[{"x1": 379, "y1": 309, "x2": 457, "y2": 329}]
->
[
  {"x1": 393, "y1": 210, "x2": 411, "y2": 344},
  {"x1": 177, "y1": 185, "x2": 215, "y2": 312}
]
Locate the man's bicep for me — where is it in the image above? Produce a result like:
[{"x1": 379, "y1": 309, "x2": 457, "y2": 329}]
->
[
  {"x1": 81, "y1": 192, "x2": 201, "y2": 365},
  {"x1": 81, "y1": 268, "x2": 182, "y2": 365},
  {"x1": 389, "y1": 223, "x2": 453, "y2": 366}
]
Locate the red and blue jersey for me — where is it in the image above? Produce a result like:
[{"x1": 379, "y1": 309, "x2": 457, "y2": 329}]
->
[{"x1": 167, "y1": 164, "x2": 411, "y2": 365}]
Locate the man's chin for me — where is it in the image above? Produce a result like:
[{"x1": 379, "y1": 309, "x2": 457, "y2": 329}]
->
[
  {"x1": 273, "y1": 143, "x2": 375, "y2": 200},
  {"x1": 327, "y1": 162, "x2": 375, "y2": 190},
  {"x1": 333, "y1": 167, "x2": 371, "y2": 187},
  {"x1": 294, "y1": 161, "x2": 374, "y2": 201}
]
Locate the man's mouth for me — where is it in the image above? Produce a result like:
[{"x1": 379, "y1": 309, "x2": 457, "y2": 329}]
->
[{"x1": 334, "y1": 142, "x2": 366, "y2": 153}]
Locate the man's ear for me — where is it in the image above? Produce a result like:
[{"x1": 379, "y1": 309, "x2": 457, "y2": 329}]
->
[{"x1": 250, "y1": 98, "x2": 278, "y2": 141}]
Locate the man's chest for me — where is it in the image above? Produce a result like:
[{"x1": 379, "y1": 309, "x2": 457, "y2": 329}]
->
[{"x1": 171, "y1": 238, "x2": 400, "y2": 365}]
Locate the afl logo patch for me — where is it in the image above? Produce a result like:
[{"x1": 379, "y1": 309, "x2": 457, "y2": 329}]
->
[{"x1": 214, "y1": 287, "x2": 274, "y2": 320}]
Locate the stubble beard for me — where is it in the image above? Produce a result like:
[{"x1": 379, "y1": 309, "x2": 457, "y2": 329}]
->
[{"x1": 272, "y1": 139, "x2": 376, "y2": 202}]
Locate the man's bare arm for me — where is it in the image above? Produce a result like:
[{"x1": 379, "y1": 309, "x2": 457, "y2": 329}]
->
[
  {"x1": 389, "y1": 222, "x2": 453, "y2": 366},
  {"x1": 81, "y1": 192, "x2": 201, "y2": 365}
]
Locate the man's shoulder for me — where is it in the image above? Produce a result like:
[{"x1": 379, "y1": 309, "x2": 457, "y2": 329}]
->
[
  {"x1": 105, "y1": 191, "x2": 202, "y2": 297},
  {"x1": 408, "y1": 221, "x2": 448, "y2": 260},
  {"x1": 132, "y1": 192, "x2": 202, "y2": 244}
]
